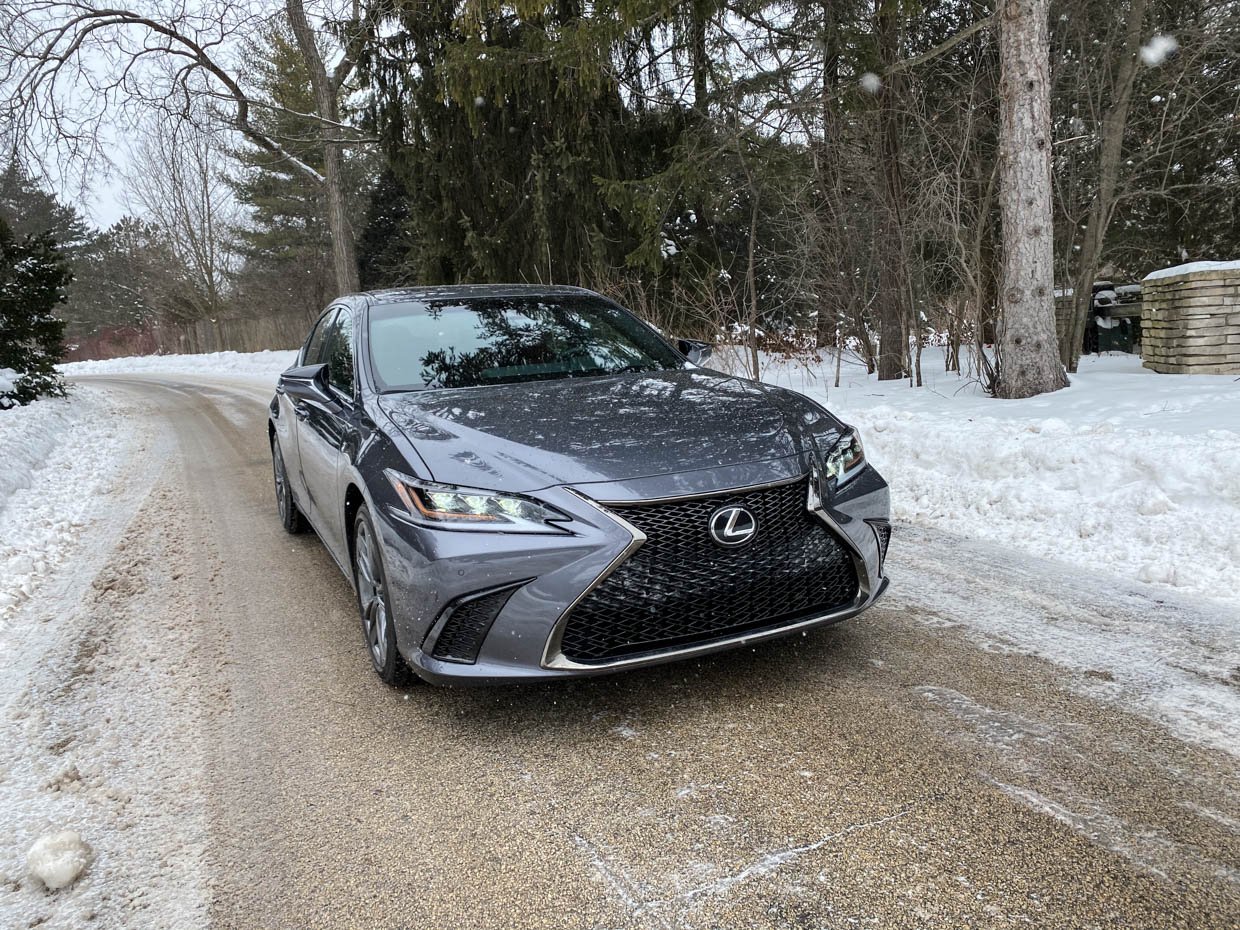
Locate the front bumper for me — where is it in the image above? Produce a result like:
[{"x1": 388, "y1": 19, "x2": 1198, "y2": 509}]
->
[{"x1": 376, "y1": 457, "x2": 891, "y2": 684}]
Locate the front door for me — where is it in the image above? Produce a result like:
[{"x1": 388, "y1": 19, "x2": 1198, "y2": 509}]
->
[{"x1": 296, "y1": 307, "x2": 358, "y2": 565}]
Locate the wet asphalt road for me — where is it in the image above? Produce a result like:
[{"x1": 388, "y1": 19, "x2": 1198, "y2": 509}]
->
[{"x1": 83, "y1": 376, "x2": 1240, "y2": 930}]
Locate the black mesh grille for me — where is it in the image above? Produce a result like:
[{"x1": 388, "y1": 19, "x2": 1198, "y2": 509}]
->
[
  {"x1": 559, "y1": 479, "x2": 859, "y2": 664},
  {"x1": 872, "y1": 521, "x2": 892, "y2": 566},
  {"x1": 431, "y1": 585, "x2": 520, "y2": 663}
]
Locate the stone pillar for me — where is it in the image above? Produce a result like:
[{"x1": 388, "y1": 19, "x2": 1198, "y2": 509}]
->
[{"x1": 1141, "y1": 264, "x2": 1240, "y2": 374}]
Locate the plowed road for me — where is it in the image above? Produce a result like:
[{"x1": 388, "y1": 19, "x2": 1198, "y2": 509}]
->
[{"x1": 14, "y1": 375, "x2": 1240, "y2": 929}]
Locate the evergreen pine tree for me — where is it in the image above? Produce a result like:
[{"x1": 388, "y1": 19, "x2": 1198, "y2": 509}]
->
[
  {"x1": 0, "y1": 216, "x2": 72, "y2": 407},
  {"x1": 228, "y1": 21, "x2": 368, "y2": 316}
]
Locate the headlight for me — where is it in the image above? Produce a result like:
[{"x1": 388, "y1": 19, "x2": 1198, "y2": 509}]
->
[
  {"x1": 824, "y1": 429, "x2": 866, "y2": 486},
  {"x1": 385, "y1": 470, "x2": 571, "y2": 533}
]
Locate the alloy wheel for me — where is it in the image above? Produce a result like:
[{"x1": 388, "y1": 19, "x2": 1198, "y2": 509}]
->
[
  {"x1": 354, "y1": 518, "x2": 389, "y2": 670},
  {"x1": 273, "y1": 444, "x2": 289, "y2": 522}
]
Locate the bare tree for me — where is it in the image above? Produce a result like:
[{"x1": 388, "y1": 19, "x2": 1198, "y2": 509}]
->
[
  {"x1": 126, "y1": 114, "x2": 241, "y2": 319},
  {"x1": 0, "y1": 0, "x2": 373, "y2": 296},
  {"x1": 993, "y1": 0, "x2": 1068, "y2": 398},
  {"x1": 874, "y1": 0, "x2": 911, "y2": 382},
  {"x1": 1060, "y1": 0, "x2": 1151, "y2": 370},
  {"x1": 1051, "y1": 0, "x2": 1240, "y2": 369}
]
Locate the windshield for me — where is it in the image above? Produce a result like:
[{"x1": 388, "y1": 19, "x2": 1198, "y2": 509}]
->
[{"x1": 367, "y1": 295, "x2": 684, "y2": 391}]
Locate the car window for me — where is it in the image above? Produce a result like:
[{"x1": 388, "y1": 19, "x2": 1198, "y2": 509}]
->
[
  {"x1": 367, "y1": 295, "x2": 683, "y2": 391},
  {"x1": 323, "y1": 309, "x2": 356, "y2": 397},
  {"x1": 302, "y1": 309, "x2": 337, "y2": 366}
]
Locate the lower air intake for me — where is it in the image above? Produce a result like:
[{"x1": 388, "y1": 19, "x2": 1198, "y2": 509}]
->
[
  {"x1": 431, "y1": 584, "x2": 521, "y2": 664},
  {"x1": 871, "y1": 521, "x2": 892, "y2": 567}
]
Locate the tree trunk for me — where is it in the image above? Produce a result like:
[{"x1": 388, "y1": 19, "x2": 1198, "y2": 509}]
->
[
  {"x1": 876, "y1": 0, "x2": 908, "y2": 381},
  {"x1": 994, "y1": 0, "x2": 1068, "y2": 399},
  {"x1": 745, "y1": 195, "x2": 761, "y2": 380},
  {"x1": 1061, "y1": 0, "x2": 1151, "y2": 371},
  {"x1": 690, "y1": 0, "x2": 709, "y2": 116},
  {"x1": 814, "y1": 0, "x2": 844, "y2": 348},
  {"x1": 286, "y1": 0, "x2": 360, "y2": 296}
]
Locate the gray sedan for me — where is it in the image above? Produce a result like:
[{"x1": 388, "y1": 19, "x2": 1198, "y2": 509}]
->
[{"x1": 268, "y1": 285, "x2": 890, "y2": 684}]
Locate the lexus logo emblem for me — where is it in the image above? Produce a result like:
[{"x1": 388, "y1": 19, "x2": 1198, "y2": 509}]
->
[{"x1": 708, "y1": 505, "x2": 758, "y2": 547}]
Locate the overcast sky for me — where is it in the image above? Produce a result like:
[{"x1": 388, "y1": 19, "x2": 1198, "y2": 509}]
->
[{"x1": 86, "y1": 175, "x2": 130, "y2": 228}]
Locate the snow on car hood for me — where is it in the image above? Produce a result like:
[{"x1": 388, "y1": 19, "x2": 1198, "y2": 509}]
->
[{"x1": 377, "y1": 368, "x2": 844, "y2": 491}]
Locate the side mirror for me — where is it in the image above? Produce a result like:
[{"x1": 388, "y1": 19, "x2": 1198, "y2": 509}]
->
[
  {"x1": 676, "y1": 338, "x2": 713, "y2": 364},
  {"x1": 278, "y1": 363, "x2": 336, "y2": 408}
]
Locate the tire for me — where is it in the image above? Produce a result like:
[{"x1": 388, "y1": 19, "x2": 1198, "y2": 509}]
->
[
  {"x1": 352, "y1": 509, "x2": 412, "y2": 686},
  {"x1": 272, "y1": 438, "x2": 307, "y2": 534}
]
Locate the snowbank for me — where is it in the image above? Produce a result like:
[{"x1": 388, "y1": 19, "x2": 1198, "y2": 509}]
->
[
  {"x1": 752, "y1": 349, "x2": 1240, "y2": 611},
  {"x1": 0, "y1": 390, "x2": 138, "y2": 619},
  {"x1": 1, "y1": 387, "x2": 208, "y2": 929},
  {"x1": 61, "y1": 349, "x2": 297, "y2": 380}
]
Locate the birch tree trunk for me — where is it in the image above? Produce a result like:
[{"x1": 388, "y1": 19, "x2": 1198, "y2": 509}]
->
[{"x1": 994, "y1": 0, "x2": 1068, "y2": 399}]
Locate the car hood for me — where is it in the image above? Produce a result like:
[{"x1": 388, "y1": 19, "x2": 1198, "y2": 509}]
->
[{"x1": 377, "y1": 369, "x2": 845, "y2": 492}]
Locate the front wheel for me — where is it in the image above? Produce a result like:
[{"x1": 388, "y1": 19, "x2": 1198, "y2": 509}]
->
[{"x1": 352, "y1": 510, "x2": 411, "y2": 686}]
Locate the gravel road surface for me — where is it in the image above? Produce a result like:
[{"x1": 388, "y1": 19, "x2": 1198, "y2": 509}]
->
[{"x1": 45, "y1": 376, "x2": 1240, "y2": 929}]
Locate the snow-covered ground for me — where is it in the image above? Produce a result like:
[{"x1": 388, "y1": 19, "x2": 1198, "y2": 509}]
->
[
  {"x1": 60, "y1": 349, "x2": 297, "y2": 380},
  {"x1": 65, "y1": 344, "x2": 1240, "y2": 612},
  {"x1": 0, "y1": 388, "x2": 142, "y2": 622},
  {"x1": 0, "y1": 388, "x2": 211, "y2": 930},
  {"x1": 751, "y1": 348, "x2": 1240, "y2": 612}
]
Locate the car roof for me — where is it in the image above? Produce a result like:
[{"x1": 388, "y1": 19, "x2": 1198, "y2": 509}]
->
[{"x1": 360, "y1": 284, "x2": 602, "y2": 305}]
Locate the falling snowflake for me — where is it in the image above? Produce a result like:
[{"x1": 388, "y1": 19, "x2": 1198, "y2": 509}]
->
[
  {"x1": 860, "y1": 72, "x2": 882, "y2": 94},
  {"x1": 1140, "y1": 34, "x2": 1178, "y2": 67}
]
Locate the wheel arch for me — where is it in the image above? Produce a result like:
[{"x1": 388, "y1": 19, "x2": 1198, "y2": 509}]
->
[{"x1": 344, "y1": 482, "x2": 366, "y2": 564}]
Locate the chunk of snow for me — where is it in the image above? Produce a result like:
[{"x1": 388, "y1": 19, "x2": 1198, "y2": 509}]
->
[
  {"x1": 27, "y1": 830, "x2": 92, "y2": 890},
  {"x1": 859, "y1": 72, "x2": 882, "y2": 94},
  {"x1": 1143, "y1": 260, "x2": 1240, "y2": 281},
  {"x1": 0, "y1": 366, "x2": 18, "y2": 393},
  {"x1": 1140, "y1": 34, "x2": 1178, "y2": 67}
]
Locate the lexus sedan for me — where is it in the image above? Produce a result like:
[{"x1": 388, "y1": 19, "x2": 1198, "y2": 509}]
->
[{"x1": 268, "y1": 285, "x2": 891, "y2": 684}]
